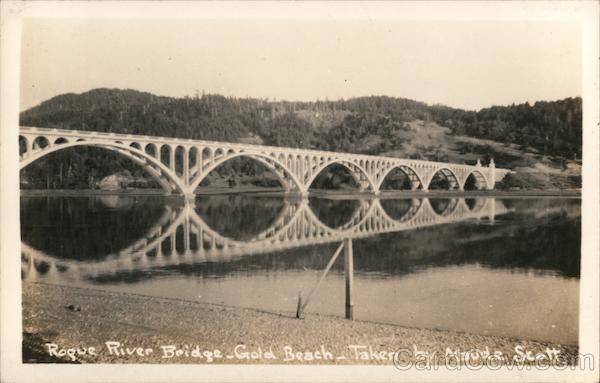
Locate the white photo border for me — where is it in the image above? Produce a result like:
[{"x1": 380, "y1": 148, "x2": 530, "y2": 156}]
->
[{"x1": 1, "y1": 1, "x2": 598, "y2": 382}]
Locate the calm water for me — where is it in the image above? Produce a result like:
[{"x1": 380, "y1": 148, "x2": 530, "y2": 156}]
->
[{"x1": 20, "y1": 194, "x2": 581, "y2": 345}]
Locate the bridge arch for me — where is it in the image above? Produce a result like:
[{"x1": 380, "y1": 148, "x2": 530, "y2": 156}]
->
[
  {"x1": 305, "y1": 159, "x2": 377, "y2": 192},
  {"x1": 188, "y1": 152, "x2": 304, "y2": 192},
  {"x1": 159, "y1": 145, "x2": 172, "y2": 167},
  {"x1": 174, "y1": 145, "x2": 186, "y2": 176},
  {"x1": 463, "y1": 170, "x2": 489, "y2": 191},
  {"x1": 465, "y1": 197, "x2": 486, "y2": 213},
  {"x1": 377, "y1": 164, "x2": 425, "y2": 191},
  {"x1": 379, "y1": 198, "x2": 423, "y2": 223},
  {"x1": 188, "y1": 147, "x2": 199, "y2": 169},
  {"x1": 308, "y1": 198, "x2": 369, "y2": 231},
  {"x1": 130, "y1": 142, "x2": 142, "y2": 150},
  {"x1": 19, "y1": 135, "x2": 28, "y2": 156},
  {"x1": 426, "y1": 167, "x2": 461, "y2": 191},
  {"x1": 32, "y1": 136, "x2": 50, "y2": 149},
  {"x1": 202, "y1": 147, "x2": 213, "y2": 162},
  {"x1": 54, "y1": 137, "x2": 69, "y2": 145},
  {"x1": 144, "y1": 143, "x2": 158, "y2": 157},
  {"x1": 19, "y1": 140, "x2": 188, "y2": 194},
  {"x1": 429, "y1": 198, "x2": 460, "y2": 216}
]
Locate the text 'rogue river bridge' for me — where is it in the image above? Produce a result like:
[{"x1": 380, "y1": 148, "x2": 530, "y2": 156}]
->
[{"x1": 19, "y1": 127, "x2": 512, "y2": 198}]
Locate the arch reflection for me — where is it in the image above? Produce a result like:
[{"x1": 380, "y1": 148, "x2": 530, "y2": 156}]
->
[{"x1": 21, "y1": 197, "x2": 509, "y2": 280}]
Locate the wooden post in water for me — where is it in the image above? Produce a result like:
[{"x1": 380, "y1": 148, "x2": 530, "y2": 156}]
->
[
  {"x1": 295, "y1": 242, "x2": 345, "y2": 319},
  {"x1": 344, "y1": 238, "x2": 354, "y2": 320},
  {"x1": 295, "y1": 292, "x2": 303, "y2": 319}
]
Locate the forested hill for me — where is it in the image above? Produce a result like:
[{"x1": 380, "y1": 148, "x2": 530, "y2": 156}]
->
[
  {"x1": 20, "y1": 88, "x2": 582, "y2": 190},
  {"x1": 21, "y1": 88, "x2": 581, "y2": 159}
]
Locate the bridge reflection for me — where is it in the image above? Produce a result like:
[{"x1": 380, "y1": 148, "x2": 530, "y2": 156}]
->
[
  {"x1": 21, "y1": 197, "x2": 515, "y2": 319},
  {"x1": 21, "y1": 197, "x2": 509, "y2": 280}
]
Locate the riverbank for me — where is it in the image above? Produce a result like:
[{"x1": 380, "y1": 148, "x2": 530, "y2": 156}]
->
[
  {"x1": 20, "y1": 187, "x2": 581, "y2": 199},
  {"x1": 22, "y1": 281, "x2": 578, "y2": 365},
  {"x1": 317, "y1": 189, "x2": 582, "y2": 199}
]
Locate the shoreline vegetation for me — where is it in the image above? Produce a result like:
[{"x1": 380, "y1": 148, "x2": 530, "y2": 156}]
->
[
  {"x1": 19, "y1": 188, "x2": 582, "y2": 199},
  {"x1": 22, "y1": 282, "x2": 578, "y2": 364}
]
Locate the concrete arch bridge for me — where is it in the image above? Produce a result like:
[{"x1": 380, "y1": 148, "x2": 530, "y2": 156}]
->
[{"x1": 19, "y1": 127, "x2": 512, "y2": 197}]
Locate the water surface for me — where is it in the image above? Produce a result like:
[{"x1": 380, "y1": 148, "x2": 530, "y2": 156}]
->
[{"x1": 21, "y1": 194, "x2": 581, "y2": 344}]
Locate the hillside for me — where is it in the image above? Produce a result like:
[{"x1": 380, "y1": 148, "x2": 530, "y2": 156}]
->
[{"x1": 19, "y1": 89, "x2": 582, "y2": 190}]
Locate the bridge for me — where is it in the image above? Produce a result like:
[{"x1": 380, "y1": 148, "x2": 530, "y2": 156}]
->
[
  {"x1": 21, "y1": 197, "x2": 510, "y2": 278},
  {"x1": 19, "y1": 127, "x2": 512, "y2": 197}
]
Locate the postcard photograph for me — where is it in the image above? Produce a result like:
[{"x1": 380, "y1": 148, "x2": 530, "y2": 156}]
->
[{"x1": 1, "y1": 1, "x2": 599, "y2": 382}]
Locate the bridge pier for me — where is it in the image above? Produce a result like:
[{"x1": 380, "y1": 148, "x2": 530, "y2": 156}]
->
[{"x1": 488, "y1": 159, "x2": 496, "y2": 190}]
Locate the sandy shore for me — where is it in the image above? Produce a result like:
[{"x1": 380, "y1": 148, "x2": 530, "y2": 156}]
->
[{"x1": 22, "y1": 281, "x2": 578, "y2": 365}]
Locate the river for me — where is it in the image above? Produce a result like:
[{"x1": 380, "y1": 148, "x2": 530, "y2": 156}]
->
[{"x1": 20, "y1": 194, "x2": 581, "y2": 345}]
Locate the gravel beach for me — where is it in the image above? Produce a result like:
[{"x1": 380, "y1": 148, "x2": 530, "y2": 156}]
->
[{"x1": 22, "y1": 281, "x2": 578, "y2": 365}]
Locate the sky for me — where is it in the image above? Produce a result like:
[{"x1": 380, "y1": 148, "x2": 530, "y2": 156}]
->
[{"x1": 20, "y1": 18, "x2": 581, "y2": 111}]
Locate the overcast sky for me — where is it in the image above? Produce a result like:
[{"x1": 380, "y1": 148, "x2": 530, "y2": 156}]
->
[{"x1": 20, "y1": 18, "x2": 581, "y2": 111}]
